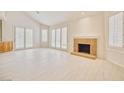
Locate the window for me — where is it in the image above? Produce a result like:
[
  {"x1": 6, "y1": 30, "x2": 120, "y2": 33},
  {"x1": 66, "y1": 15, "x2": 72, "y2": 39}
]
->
[
  {"x1": 51, "y1": 26, "x2": 68, "y2": 50},
  {"x1": 56, "y1": 28, "x2": 61, "y2": 48},
  {"x1": 15, "y1": 27, "x2": 25, "y2": 49},
  {"x1": 41, "y1": 29, "x2": 48, "y2": 42},
  {"x1": 109, "y1": 12, "x2": 124, "y2": 47},
  {"x1": 25, "y1": 28, "x2": 33, "y2": 48},
  {"x1": 15, "y1": 27, "x2": 33, "y2": 49},
  {"x1": 51, "y1": 29, "x2": 56, "y2": 47},
  {"x1": 61, "y1": 27, "x2": 67, "y2": 49}
]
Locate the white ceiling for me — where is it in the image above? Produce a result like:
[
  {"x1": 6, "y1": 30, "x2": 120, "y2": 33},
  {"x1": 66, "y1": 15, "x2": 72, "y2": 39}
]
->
[{"x1": 26, "y1": 11, "x2": 103, "y2": 26}]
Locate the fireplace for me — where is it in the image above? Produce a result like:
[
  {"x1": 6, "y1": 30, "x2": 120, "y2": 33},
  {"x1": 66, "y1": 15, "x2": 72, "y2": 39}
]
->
[
  {"x1": 71, "y1": 37, "x2": 97, "y2": 59},
  {"x1": 78, "y1": 44, "x2": 90, "y2": 54}
]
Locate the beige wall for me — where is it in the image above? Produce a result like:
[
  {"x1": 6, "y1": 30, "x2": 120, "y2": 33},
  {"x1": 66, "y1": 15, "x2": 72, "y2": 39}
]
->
[
  {"x1": 50, "y1": 14, "x2": 105, "y2": 59},
  {"x1": 105, "y1": 12, "x2": 124, "y2": 67},
  {"x1": 1, "y1": 12, "x2": 48, "y2": 48}
]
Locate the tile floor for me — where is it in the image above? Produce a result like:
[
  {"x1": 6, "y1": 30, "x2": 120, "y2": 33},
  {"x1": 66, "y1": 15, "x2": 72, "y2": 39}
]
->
[{"x1": 0, "y1": 48, "x2": 124, "y2": 81}]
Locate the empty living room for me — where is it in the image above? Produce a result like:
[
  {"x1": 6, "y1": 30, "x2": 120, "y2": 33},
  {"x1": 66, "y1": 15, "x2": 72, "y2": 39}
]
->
[
  {"x1": 0, "y1": 11, "x2": 124, "y2": 81},
  {"x1": 1, "y1": 0, "x2": 124, "y2": 92}
]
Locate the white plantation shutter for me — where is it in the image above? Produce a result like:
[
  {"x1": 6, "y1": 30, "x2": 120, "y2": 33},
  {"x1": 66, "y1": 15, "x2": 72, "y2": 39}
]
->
[
  {"x1": 56, "y1": 28, "x2": 61, "y2": 48},
  {"x1": 61, "y1": 27, "x2": 67, "y2": 49},
  {"x1": 51, "y1": 26, "x2": 68, "y2": 50},
  {"x1": 41, "y1": 29, "x2": 48, "y2": 42},
  {"x1": 15, "y1": 27, "x2": 33, "y2": 49},
  {"x1": 109, "y1": 16, "x2": 114, "y2": 46},
  {"x1": 25, "y1": 28, "x2": 33, "y2": 48},
  {"x1": 15, "y1": 27, "x2": 25, "y2": 49},
  {"x1": 109, "y1": 12, "x2": 124, "y2": 47},
  {"x1": 51, "y1": 29, "x2": 56, "y2": 47}
]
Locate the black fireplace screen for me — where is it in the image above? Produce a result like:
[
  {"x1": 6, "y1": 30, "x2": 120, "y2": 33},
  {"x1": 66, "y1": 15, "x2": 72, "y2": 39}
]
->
[{"x1": 78, "y1": 44, "x2": 90, "y2": 54}]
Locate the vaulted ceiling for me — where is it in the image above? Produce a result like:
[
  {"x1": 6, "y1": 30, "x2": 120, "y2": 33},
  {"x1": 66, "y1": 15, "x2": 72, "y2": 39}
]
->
[{"x1": 26, "y1": 11, "x2": 104, "y2": 26}]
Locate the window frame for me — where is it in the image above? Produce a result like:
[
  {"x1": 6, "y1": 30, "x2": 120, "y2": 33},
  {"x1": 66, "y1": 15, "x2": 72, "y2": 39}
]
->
[
  {"x1": 14, "y1": 27, "x2": 25, "y2": 50},
  {"x1": 108, "y1": 12, "x2": 124, "y2": 49},
  {"x1": 61, "y1": 26, "x2": 68, "y2": 49},
  {"x1": 55, "y1": 28, "x2": 61, "y2": 49},
  {"x1": 51, "y1": 25, "x2": 68, "y2": 51},
  {"x1": 14, "y1": 26, "x2": 34, "y2": 50},
  {"x1": 41, "y1": 28, "x2": 48, "y2": 43},
  {"x1": 51, "y1": 29, "x2": 56, "y2": 48},
  {"x1": 25, "y1": 28, "x2": 33, "y2": 48}
]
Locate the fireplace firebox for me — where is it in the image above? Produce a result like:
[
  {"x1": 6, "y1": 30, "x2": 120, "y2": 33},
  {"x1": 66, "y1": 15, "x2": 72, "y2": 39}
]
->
[{"x1": 78, "y1": 44, "x2": 90, "y2": 54}]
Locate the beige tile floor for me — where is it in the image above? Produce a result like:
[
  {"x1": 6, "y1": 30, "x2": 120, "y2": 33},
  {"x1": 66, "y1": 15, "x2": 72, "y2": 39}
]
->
[{"x1": 0, "y1": 48, "x2": 124, "y2": 81}]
